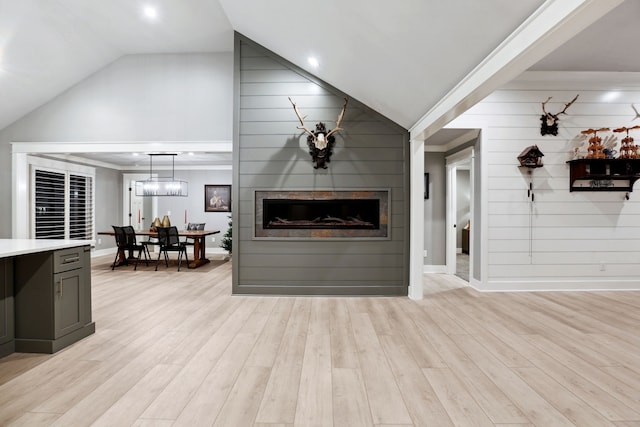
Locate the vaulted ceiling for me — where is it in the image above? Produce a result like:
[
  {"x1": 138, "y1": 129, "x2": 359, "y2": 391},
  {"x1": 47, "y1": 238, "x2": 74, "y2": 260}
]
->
[{"x1": 1, "y1": 0, "x2": 635, "y2": 165}]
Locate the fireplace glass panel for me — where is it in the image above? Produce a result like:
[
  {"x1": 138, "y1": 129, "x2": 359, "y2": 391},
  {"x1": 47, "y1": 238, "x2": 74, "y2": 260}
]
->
[
  {"x1": 254, "y1": 190, "x2": 389, "y2": 239},
  {"x1": 263, "y1": 199, "x2": 379, "y2": 229}
]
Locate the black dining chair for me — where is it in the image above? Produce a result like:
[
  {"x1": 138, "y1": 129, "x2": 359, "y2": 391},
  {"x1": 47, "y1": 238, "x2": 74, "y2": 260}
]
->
[
  {"x1": 155, "y1": 226, "x2": 189, "y2": 271},
  {"x1": 141, "y1": 234, "x2": 161, "y2": 260},
  {"x1": 183, "y1": 222, "x2": 205, "y2": 247},
  {"x1": 111, "y1": 225, "x2": 147, "y2": 270},
  {"x1": 122, "y1": 225, "x2": 149, "y2": 270},
  {"x1": 111, "y1": 226, "x2": 127, "y2": 270}
]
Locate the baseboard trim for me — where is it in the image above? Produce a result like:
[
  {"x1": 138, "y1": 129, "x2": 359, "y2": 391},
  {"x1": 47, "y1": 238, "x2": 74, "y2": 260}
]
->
[
  {"x1": 15, "y1": 322, "x2": 95, "y2": 354},
  {"x1": 92, "y1": 247, "x2": 226, "y2": 258},
  {"x1": 424, "y1": 264, "x2": 447, "y2": 274},
  {"x1": 476, "y1": 279, "x2": 640, "y2": 292}
]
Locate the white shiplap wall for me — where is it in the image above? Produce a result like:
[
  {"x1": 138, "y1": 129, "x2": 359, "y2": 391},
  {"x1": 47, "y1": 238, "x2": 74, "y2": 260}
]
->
[{"x1": 451, "y1": 71, "x2": 640, "y2": 291}]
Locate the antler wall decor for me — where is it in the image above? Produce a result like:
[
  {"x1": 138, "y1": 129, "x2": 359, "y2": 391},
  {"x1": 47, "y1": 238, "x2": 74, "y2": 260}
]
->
[
  {"x1": 288, "y1": 97, "x2": 348, "y2": 169},
  {"x1": 540, "y1": 94, "x2": 579, "y2": 136}
]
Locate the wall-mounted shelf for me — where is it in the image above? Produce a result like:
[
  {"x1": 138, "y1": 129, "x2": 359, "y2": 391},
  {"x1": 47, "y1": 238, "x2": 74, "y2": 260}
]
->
[{"x1": 566, "y1": 158, "x2": 640, "y2": 192}]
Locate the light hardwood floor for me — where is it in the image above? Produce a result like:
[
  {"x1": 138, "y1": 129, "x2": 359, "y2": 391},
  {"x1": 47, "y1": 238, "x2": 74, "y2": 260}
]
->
[{"x1": 1, "y1": 255, "x2": 639, "y2": 426}]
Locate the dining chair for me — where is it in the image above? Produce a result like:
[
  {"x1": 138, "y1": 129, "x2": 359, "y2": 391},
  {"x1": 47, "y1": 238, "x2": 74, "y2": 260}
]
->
[
  {"x1": 122, "y1": 225, "x2": 149, "y2": 270},
  {"x1": 155, "y1": 226, "x2": 189, "y2": 271},
  {"x1": 141, "y1": 234, "x2": 161, "y2": 259},
  {"x1": 111, "y1": 226, "x2": 127, "y2": 270},
  {"x1": 184, "y1": 222, "x2": 205, "y2": 247}
]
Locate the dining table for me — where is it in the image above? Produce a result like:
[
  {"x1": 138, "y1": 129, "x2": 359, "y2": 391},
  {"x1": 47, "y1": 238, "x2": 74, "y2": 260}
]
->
[{"x1": 98, "y1": 228, "x2": 221, "y2": 269}]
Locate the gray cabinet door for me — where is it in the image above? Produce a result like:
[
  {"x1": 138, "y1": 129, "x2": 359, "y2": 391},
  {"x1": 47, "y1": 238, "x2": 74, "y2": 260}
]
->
[
  {"x1": 53, "y1": 269, "x2": 83, "y2": 339},
  {"x1": 14, "y1": 245, "x2": 94, "y2": 354},
  {"x1": 0, "y1": 259, "x2": 14, "y2": 347}
]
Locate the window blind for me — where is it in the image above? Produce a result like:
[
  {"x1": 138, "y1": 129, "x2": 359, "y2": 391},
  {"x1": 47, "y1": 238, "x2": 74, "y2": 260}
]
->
[
  {"x1": 34, "y1": 169, "x2": 66, "y2": 239},
  {"x1": 69, "y1": 174, "x2": 94, "y2": 240},
  {"x1": 33, "y1": 168, "x2": 94, "y2": 240}
]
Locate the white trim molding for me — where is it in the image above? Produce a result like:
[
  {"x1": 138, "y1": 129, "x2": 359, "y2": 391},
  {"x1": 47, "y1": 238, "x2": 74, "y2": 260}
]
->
[
  {"x1": 477, "y1": 279, "x2": 640, "y2": 292},
  {"x1": 408, "y1": 138, "x2": 425, "y2": 300},
  {"x1": 423, "y1": 265, "x2": 447, "y2": 274},
  {"x1": 14, "y1": 155, "x2": 96, "y2": 239},
  {"x1": 10, "y1": 140, "x2": 232, "y2": 154}
]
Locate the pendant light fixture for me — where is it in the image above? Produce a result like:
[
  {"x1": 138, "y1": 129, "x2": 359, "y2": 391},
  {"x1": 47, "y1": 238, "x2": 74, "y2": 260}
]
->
[{"x1": 135, "y1": 153, "x2": 188, "y2": 197}]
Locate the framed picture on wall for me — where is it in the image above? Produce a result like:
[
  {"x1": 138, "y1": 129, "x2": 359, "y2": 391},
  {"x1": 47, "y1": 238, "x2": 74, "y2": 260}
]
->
[{"x1": 205, "y1": 185, "x2": 231, "y2": 212}]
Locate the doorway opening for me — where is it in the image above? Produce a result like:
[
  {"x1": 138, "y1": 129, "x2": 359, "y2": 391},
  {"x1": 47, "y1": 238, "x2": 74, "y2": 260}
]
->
[
  {"x1": 122, "y1": 173, "x2": 157, "y2": 231},
  {"x1": 446, "y1": 146, "x2": 474, "y2": 281},
  {"x1": 455, "y1": 167, "x2": 471, "y2": 281}
]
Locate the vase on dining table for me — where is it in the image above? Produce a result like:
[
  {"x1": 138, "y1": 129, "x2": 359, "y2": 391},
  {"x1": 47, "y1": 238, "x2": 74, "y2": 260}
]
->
[
  {"x1": 161, "y1": 215, "x2": 171, "y2": 227},
  {"x1": 151, "y1": 217, "x2": 161, "y2": 231}
]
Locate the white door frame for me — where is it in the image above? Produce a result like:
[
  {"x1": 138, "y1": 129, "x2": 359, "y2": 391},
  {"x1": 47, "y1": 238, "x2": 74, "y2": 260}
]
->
[
  {"x1": 408, "y1": 138, "x2": 425, "y2": 300},
  {"x1": 11, "y1": 140, "x2": 230, "y2": 238},
  {"x1": 122, "y1": 173, "x2": 157, "y2": 229},
  {"x1": 446, "y1": 147, "x2": 474, "y2": 276}
]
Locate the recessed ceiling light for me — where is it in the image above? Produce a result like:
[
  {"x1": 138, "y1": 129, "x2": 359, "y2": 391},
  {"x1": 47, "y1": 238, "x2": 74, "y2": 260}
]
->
[
  {"x1": 143, "y1": 5, "x2": 158, "y2": 20},
  {"x1": 308, "y1": 57, "x2": 319, "y2": 67},
  {"x1": 132, "y1": 153, "x2": 139, "y2": 156}
]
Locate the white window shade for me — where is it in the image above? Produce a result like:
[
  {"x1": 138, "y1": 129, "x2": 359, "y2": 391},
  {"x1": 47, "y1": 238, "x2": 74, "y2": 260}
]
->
[
  {"x1": 69, "y1": 174, "x2": 94, "y2": 240},
  {"x1": 34, "y1": 169, "x2": 66, "y2": 239},
  {"x1": 31, "y1": 159, "x2": 95, "y2": 241}
]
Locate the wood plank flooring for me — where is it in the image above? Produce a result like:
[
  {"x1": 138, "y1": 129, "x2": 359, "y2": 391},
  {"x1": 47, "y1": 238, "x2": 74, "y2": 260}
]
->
[{"x1": 1, "y1": 255, "x2": 639, "y2": 426}]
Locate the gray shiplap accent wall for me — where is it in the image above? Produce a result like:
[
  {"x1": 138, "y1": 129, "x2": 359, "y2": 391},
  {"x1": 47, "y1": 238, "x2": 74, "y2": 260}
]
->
[{"x1": 233, "y1": 34, "x2": 409, "y2": 295}]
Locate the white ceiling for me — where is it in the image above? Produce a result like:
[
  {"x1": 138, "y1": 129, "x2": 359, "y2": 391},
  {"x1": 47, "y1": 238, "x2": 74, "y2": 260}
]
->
[
  {"x1": 529, "y1": 0, "x2": 640, "y2": 73},
  {"x1": 219, "y1": 0, "x2": 545, "y2": 130},
  {"x1": 1, "y1": 0, "x2": 636, "y2": 166}
]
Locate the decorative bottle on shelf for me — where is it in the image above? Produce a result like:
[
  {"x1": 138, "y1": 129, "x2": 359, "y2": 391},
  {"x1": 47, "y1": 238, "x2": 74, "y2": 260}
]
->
[{"x1": 161, "y1": 215, "x2": 171, "y2": 227}]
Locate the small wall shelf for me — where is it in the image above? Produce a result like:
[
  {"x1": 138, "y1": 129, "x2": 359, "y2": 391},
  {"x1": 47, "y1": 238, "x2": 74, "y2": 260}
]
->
[{"x1": 566, "y1": 158, "x2": 640, "y2": 192}]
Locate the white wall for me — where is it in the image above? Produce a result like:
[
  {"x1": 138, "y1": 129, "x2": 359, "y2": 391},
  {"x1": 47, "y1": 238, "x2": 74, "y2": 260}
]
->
[
  {"x1": 94, "y1": 166, "x2": 123, "y2": 251},
  {"x1": 423, "y1": 152, "x2": 446, "y2": 268},
  {"x1": 1, "y1": 52, "x2": 233, "y2": 238},
  {"x1": 5, "y1": 53, "x2": 233, "y2": 141},
  {"x1": 450, "y1": 71, "x2": 640, "y2": 291}
]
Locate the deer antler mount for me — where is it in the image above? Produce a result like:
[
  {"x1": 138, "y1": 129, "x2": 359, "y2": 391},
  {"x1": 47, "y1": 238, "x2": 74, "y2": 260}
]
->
[
  {"x1": 288, "y1": 97, "x2": 348, "y2": 169},
  {"x1": 540, "y1": 94, "x2": 579, "y2": 136}
]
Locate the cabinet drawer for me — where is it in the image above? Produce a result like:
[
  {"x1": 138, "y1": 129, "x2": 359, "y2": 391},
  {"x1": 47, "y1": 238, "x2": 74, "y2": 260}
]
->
[{"x1": 53, "y1": 247, "x2": 85, "y2": 273}]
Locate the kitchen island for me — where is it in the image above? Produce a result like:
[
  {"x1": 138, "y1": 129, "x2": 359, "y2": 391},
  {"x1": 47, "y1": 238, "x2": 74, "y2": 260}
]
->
[{"x1": 1, "y1": 239, "x2": 94, "y2": 358}]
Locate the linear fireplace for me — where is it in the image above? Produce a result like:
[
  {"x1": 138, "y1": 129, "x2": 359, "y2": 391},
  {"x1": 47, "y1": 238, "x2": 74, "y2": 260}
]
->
[{"x1": 255, "y1": 190, "x2": 389, "y2": 239}]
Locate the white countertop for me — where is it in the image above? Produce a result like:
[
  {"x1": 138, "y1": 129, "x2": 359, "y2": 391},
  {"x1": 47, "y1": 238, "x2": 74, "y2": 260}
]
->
[{"x1": 0, "y1": 239, "x2": 92, "y2": 258}]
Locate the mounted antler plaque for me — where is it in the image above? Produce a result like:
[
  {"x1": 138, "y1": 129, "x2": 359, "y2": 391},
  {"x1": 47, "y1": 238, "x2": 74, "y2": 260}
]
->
[
  {"x1": 288, "y1": 97, "x2": 348, "y2": 168},
  {"x1": 540, "y1": 94, "x2": 579, "y2": 136}
]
